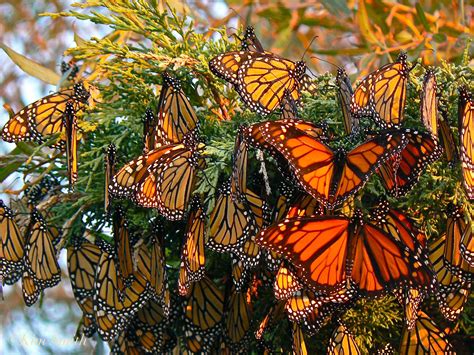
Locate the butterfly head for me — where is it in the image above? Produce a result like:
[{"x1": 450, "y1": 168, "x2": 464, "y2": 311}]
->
[
  {"x1": 162, "y1": 71, "x2": 181, "y2": 91},
  {"x1": 371, "y1": 198, "x2": 390, "y2": 223},
  {"x1": 351, "y1": 208, "x2": 364, "y2": 225},
  {"x1": 295, "y1": 61, "x2": 307, "y2": 80},
  {"x1": 446, "y1": 202, "x2": 463, "y2": 219},
  {"x1": 397, "y1": 51, "x2": 408, "y2": 63},
  {"x1": 458, "y1": 85, "x2": 471, "y2": 103},
  {"x1": 73, "y1": 82, "x2": 91, "y2": 103},
  {"x1": 143, "y1": 108, "x2": 156, "y2": 124}
]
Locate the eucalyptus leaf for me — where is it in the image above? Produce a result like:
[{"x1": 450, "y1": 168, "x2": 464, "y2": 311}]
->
[{"x1": 0, "y1": 43, "x2": 60, "y2": 85}]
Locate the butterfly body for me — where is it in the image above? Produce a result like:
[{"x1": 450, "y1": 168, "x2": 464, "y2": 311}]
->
[
  {"x1": 2, "y1": 83, "x2": 90, "y2": 147},
  {"x1": 259, "y1": 120, "x2": 407, "y2": 208},
  {"x1": 210, "y1": 49, "x2": 314, "y2": 115}
]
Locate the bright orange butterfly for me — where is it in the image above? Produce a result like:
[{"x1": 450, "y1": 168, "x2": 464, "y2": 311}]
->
[
  {"x1": 257, "y1": 212, "x2": 433, "y2": 296},
  {"x1": 377, "y1": 130, "x2": 441, "y2": 197},
  {"x1": 260, "y1": 120, "x2": 407, "y2": 208}
]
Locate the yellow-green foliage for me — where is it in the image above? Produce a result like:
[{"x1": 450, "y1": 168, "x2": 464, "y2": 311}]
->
[{"x1": 0, "y1": 1, "x2": 472, "y2": 352}]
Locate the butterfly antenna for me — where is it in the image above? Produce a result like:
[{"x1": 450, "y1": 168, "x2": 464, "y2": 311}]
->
[
  {"x1": 229, "y1": 7, "x2": 245, "y2": 25},
  {"x1": 310, "y1": 55, "x2": 341, "y2": 70},
  {"x1": 301, "y1": 35, "x2": 319, "y2": 61}
]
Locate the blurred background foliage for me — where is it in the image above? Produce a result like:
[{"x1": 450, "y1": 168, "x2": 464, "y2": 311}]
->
[{"x1": 0, "y1": 0, "x2": 472, "y2": 354}]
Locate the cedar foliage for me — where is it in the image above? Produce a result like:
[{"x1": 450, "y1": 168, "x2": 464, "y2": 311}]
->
[{"x1": 1, "y1": 1, "x2": 473, "y2": 353}]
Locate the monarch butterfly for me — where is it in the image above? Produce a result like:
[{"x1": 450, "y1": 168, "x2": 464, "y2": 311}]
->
[
  {"x1": 183, "y1": 276, "x2": 224, "y2": 351},
  {"x1": 127, "y1": 299, "x2": 170, "y2": 353},
  {"x1": 1, "y1": 82, "x2": 90, "y2": 147},
  {"x1": 255, "y1": 302, "x2": 285, "y2": 340},
  {"x1": 112, "y1": 206, "x2": 134, "y2": 287},
  {"x1": 239, "y1": 26, "x2": 265, "y2": 53},
  {"x1": 292, "y1": 322, "x2": 308, "y2": 355},
  {"x1": 377, "y1": 130, "x2": 441, "y2": 197},
  {"x1": 280, "y1": 89, "x2": 299, "y2": 120},
  {"x1": 185, "y1": 276, "x2": 224, "y2": 331},
  {"x1": 63, "y1": 101, "x2": 78, "y2": 187},
  {"x1": 155, "y1": 72, "x2": 199, "y2": 146},
  {"x1": 260, "y1": 120, "x2": 407, "y2": 208},
  {"x1": 285, "y1": 286, "x2": 356, "y2": 324},
  {"x1": 284, "y1": 289, "x2": 323, "y2": 322},
  {"x1": 351, "y1": 52, "x2": 410, "y2": 128},
  {"x1": 209, "y1": 49, "x2": 316, "y2": 115},
  {"x1": 301, "y1": 302, "x2": 342, "y2": 336},
  {"x1": 93, "y1": 240, "x2": 150, "y2": 340},
  {"x1": 327, "y1": 323, "x2": 361, "y2": 355},
  {"x1": 257, "y1": 213, "x2": 433, "y2": 295},
  {"x1": 21, "y1": 210, "x2": 61, "y2": 306},
  {"x1": 429, "y1": 235, "x2": 471, "y2": 321},
  {"x1": 376, "y1": 344, "x2": 395, "y2": 355},
  {"x1": 438, "y1": 107, "x2": 459, "y2": 165},
  {"x1": 67, "y1": 235, "x2": 101, "y2": 337},
  {"x1": 458, "y1": 86, "x2": 473, "y2": 199},
  {"x1": 24, "y1": 210, "x2": 61, "y2": 290},
  {"x1": 371, "y1": 200, "x2": 432, "y2": 329},
  {"x1": 22, "y1": 273, "x2": 41, "y2": 307},
  {"x1": 142, "y1": 108, "x2": 159, "y2": 153},
  {"x1": 392, "y1": 287, "x2": 425, "y2": 331},
  {"x1": 443, "y1": 203, "x2": 474, "y2": 281},
  {"x1": 420, "y1": 69, "x2": 439, "y2": 135},
  {"x1": 371, "y1": 199, "x2": 428, "y2": 262},
  {"x1": 233, "y1": 233, "x2": 262, "y2": 269},
  {"x1": 179, "y1": 197, "x2": 206, "y2": 295},
  {"x1": 104, "y1": 143, "x2": 116, "y2": 213},
  {"x1": 242, "y1": 121, "x2": 281, "y2": 159},
  {"x1": 399, "y1": 311, "x2": 455, "y2": 354},
  {"x1": 336, "y1": 68, "x2": 358, "y2": 135},
  {"x1": 148, "y1": 221, "x2": 167, "y2": 302},
  {"x1": 110, "y1": 141, "x2": 205, "y2": 220},
  {"x1": 274, "y1": 263, "x2": 302, "y2": 300},
  {"x1": 231, "y1": 258, "x2": 251, "y2": 292},
  {"x1": 60, "y1": 60, "x2": 80, "y2": 81},
  {"x1": 225, "y1": 288, "x2": 252, "y2": 351},
  {"x1": 0, "y1": 201, "x2": 24, "y2": 279},
  {"x1": 207, "y1": 180, "x2": 257, "y2": 252},
  {"x1": 133, "y1": 235, "x2": 168, "y2": 311},
  {"x1": 231, "y1": 126, "x2": 249, "y2": 202},
  {"x1": 24, "y1": 176, "x2": 58, "y2": 208},
  {"x1": 285, "y1": 193, "x2": 325, "y2": 219}
]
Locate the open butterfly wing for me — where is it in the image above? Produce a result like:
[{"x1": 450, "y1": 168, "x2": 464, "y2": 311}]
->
[
  {"x1": 333, "y1": 131, "x2": 407, "y2": 206},
  {"x1": 257, "y1": 216, "x2": 350, "y2": 292}
]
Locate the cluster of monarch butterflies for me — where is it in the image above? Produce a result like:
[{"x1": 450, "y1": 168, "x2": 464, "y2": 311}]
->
[{"x1": 0, "y1": 25, "x2": 472, "y2": 354}]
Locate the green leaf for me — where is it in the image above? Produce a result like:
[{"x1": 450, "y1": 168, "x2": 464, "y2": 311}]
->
[
  {"x1": 320, "y1": 0, "x2": 350, "y2": 16},
  {"x1": 0, "y1": 160, "x2": 23, "y2": 183},
  {"x1": 74, "y1": 32, "x2": 88, "y2": 47},
  {"x1": 415, "y1": 3, "x2": 431, "y2": 31},
  {"x1": 15, "y1": 142, "x2": 36, "y2": 155},
  {"x1": 0, "y1": 43, "x2": 60, "y2": 85}
]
